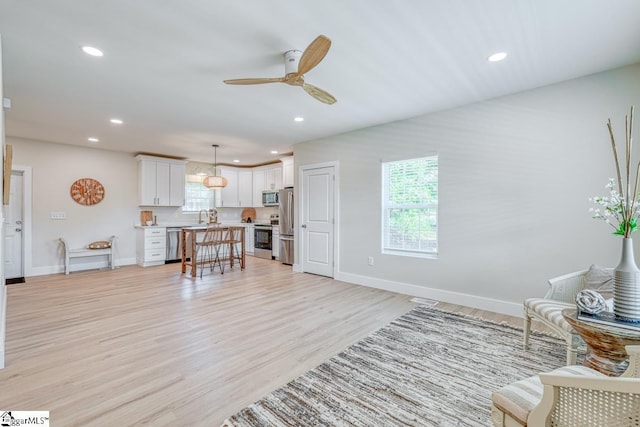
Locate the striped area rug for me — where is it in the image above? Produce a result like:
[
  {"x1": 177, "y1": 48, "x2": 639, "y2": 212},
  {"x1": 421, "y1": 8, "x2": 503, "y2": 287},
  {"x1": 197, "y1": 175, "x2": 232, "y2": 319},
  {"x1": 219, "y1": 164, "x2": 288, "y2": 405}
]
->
[{"x1": 223, "y1": 305, "x2": 580, "y2": 426}]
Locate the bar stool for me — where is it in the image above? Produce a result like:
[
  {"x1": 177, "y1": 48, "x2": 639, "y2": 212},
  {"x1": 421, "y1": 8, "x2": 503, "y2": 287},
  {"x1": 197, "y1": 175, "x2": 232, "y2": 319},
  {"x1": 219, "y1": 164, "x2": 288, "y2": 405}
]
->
[
  {"x1": 224, "y1": 226, "x2": 245, "y2": 270},
  {"x1": 196, "y1": 225, "x2": 225, "y2": 277}
]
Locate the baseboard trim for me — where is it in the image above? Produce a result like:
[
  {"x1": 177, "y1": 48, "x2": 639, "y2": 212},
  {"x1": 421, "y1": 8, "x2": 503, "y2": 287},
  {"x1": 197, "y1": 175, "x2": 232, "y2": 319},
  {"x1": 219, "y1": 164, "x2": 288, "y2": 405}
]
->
[
  {"x1": 335, "y1": 271, "x2": 523, "y2": 318},
  {"x1": 28, "y1": 257, "x2": 137, "y2": 277}
]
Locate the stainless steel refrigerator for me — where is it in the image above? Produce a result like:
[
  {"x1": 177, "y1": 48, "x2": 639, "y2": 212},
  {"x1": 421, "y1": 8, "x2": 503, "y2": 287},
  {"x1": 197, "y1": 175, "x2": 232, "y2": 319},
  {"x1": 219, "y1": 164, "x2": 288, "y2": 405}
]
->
[{"x1": 279, "y1": 187, "x2": 294, "y2": 265}]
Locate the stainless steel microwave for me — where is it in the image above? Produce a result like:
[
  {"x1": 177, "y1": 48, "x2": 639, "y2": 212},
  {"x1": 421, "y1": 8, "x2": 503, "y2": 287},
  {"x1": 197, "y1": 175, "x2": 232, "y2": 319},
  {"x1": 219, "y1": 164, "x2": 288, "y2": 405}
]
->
[{"x1": 262, "y1": 190, "x2": 279, "y2": 206}]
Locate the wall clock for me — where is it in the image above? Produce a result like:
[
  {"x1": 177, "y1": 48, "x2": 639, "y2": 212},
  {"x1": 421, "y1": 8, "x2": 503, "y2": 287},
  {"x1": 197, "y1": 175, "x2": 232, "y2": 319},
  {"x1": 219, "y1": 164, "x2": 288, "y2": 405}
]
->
[{"x1": 70, "y1": 178, "x2": 105, "y2": 206}]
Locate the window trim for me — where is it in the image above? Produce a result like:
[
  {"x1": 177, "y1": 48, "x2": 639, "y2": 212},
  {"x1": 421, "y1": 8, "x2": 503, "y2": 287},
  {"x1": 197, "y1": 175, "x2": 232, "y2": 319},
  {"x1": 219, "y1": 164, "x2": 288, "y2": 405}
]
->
[
  {"x1": 182, "y1": 175, "x2": 215, "y2": 213},
  {"x1": 381, "y1": 155, "x2": 438, "y2": 259}
]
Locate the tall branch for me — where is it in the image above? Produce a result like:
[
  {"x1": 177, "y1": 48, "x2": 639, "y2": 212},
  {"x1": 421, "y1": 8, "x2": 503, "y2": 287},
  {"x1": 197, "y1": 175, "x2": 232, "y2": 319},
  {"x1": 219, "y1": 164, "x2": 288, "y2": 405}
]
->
[
  {"x1": 608, "y1": 119, "x2": 625, "y2": 222},
  {"x1": 632, "y1": 161, "x2": 640, "y2": 224},
  {"x1": 626, "y1": 113, "x2": 631, "y2": 214}
]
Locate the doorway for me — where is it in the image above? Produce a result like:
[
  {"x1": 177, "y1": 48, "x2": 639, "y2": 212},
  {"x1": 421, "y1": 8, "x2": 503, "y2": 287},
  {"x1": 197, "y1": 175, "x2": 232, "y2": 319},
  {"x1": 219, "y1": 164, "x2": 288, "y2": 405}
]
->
[
  {"x1": 300, "y1": 162, "x2": 338, "y2": 278},
  {"x1": 4, "y1": 166, "x2": 32, "y2": 283}
]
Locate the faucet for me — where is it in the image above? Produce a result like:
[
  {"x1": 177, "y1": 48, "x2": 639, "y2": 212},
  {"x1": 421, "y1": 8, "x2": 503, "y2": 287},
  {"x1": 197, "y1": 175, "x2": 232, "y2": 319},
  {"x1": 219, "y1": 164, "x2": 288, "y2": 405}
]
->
[{"x1": 198, "y1": 209, "x2": 208, "y2": 224}]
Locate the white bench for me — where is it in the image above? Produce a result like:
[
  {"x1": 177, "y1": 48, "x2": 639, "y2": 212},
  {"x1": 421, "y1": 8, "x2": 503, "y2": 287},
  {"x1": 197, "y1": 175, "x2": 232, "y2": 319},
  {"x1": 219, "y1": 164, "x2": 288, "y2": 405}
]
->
[{"x1": 59, "y1": 236, "x2": 117, "y2": 275}]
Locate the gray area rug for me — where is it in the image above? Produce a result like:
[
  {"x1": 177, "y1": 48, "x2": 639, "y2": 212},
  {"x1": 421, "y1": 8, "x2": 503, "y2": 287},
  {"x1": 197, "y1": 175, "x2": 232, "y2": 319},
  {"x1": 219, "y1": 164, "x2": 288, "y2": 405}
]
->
[{"x1": 223, "y1": 305, "x2": 581, "y2": 426}]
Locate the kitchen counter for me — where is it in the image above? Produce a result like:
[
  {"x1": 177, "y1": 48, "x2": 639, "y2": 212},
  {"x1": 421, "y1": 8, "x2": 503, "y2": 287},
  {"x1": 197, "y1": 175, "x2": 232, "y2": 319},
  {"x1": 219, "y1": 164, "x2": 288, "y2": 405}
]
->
[
  {"x1": 181, "y1": 225, "x2": 245, "y2": 277},
  {"x1": 134, "y1": 222, "x2": 250, "y2": 229}
]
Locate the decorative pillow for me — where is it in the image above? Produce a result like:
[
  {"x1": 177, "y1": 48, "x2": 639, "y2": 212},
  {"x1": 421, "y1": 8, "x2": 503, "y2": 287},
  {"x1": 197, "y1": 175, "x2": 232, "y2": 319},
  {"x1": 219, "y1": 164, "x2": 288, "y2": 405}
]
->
[
  {"x1": 576, "y1": 289, "x2": 607, "y2": 314},
  {"x1": 87, "y1": 240, "x2": 111, "y2": 249},
  {"x1": 584, "y1": 264, "x2": 614, "y2": 299}
]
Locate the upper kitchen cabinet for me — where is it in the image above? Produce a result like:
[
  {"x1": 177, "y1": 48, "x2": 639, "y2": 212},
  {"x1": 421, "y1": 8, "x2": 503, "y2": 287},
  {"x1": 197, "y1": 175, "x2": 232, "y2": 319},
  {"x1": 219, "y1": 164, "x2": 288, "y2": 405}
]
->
[
  {"x1": 217, "y1": 167, "x2": 253, "y2": 207},
  {"x1": 219, "y1": 167, "x2": 238, "y2": 207},
  {"x1": 281, "y1": 156, "x2": 294, "y2": 188},
  {"x1": 252, "y1": 164, "x2": 283, "y2": 206},
  {"x1": 252, "y1": 169, "x2": 266, "y2": 206},
  {"x1": 238, "y1": 170, "x2": 253, "y2": 207},
  {"x1": 266, "y1": 167, "x2": 282, "y2": 192},
  {"x1": 136, "y1": 155, "x2": 186, "y2": 206}
]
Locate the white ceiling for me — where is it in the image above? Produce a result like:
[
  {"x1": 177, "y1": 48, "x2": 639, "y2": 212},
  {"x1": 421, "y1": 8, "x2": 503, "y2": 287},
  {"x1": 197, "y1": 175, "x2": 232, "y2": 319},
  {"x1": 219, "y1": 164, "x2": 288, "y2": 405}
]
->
[{"x1": 1, "y1": 0, "x2": 639, "y2": 165}]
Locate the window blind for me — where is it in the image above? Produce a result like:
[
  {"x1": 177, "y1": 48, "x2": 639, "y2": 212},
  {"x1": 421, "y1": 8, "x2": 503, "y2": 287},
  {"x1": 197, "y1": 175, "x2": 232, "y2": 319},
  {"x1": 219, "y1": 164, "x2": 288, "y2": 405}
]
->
[
  {"x1": 183, "y1": 175, "x2": 215, "y2": 212},
  {"x1": 382, "y1": 156, "x2": 438, "y2": 257}
]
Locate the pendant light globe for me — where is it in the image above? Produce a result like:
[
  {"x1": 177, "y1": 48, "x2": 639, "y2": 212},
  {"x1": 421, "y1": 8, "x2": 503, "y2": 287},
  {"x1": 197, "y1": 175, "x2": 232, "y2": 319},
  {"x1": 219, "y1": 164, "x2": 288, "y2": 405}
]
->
[
  {"x1": 203, "y1": 144, "x2": 228, "y2": 189},
  {"x1": 203, "y1": 175, "x2": 228, "y2": 189}
]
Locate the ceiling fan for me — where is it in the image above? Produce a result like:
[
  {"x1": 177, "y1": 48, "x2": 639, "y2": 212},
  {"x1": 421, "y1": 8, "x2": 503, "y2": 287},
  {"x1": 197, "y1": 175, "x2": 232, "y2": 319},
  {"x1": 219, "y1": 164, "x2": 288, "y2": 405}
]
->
[{"x1": 224, "y1": 35, "x2": 337, "y2": 105}]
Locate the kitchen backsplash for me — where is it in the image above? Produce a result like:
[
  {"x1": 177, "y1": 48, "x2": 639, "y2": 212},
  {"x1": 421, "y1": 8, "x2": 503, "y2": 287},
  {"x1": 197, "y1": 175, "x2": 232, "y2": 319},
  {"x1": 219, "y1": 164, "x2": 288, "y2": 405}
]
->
[{"x1": 138, "y1": 206, "x2": 277, "y2": 226}]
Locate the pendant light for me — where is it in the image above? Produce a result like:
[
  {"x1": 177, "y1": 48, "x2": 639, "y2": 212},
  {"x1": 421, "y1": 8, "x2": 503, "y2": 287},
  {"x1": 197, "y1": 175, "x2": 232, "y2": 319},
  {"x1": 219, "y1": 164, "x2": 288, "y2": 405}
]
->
[{"x1": 203, "y1": 144, "x2": 228, "y2": 189}]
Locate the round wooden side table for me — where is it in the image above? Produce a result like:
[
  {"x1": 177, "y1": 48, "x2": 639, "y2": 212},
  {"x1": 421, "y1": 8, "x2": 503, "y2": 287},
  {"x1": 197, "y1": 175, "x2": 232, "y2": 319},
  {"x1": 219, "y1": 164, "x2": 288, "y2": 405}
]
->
[{"x1": 562, "y1": 308, "x2": 640, "y2": 376}]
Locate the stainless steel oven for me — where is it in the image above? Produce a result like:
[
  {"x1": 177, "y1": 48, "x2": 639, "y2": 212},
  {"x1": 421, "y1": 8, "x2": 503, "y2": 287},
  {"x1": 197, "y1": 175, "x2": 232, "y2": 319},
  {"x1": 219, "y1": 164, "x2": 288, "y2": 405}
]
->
[{"x1": 254, "y1": 224, "x2": 273, "y2": 259}]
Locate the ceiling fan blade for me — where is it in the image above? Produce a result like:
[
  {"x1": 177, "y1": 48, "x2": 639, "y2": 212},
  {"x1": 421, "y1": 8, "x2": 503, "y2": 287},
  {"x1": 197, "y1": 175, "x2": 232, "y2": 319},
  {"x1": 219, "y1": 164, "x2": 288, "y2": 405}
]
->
[
  {"x1": 223, "y1": 77, "x2": 285, "y2": 85},
  {"x1": 302, "y1": 83, "x2": 337, "y2": 105},
  {"x1": 297, "y1": 35, "x2": 331, "y2": 76}
]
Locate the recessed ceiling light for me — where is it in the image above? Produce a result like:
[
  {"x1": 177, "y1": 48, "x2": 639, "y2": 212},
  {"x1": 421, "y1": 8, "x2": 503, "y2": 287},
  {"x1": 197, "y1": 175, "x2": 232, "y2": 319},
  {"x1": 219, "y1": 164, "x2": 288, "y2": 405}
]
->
[
  {"x1": 271, "y1": 150, "x2": 279, "y2": 155},
  {"x1": 294, "y1": 116, "x2": 304, "y2": 122},
  {"x1": 233, "y1": 159, "x2": 240, "y2": 163},
  {"x1": 487, "y1": 52, "x2": 507, "y2": 62},
  {"x1": 81, "y1": 46, "x2": 104, "y2": 57},
  {"x1": 87, "y1": 137, "x2": 99, "y2": 143},
  {"x1": 110, "y1": 118, "x2": 123, "y2": 125}
]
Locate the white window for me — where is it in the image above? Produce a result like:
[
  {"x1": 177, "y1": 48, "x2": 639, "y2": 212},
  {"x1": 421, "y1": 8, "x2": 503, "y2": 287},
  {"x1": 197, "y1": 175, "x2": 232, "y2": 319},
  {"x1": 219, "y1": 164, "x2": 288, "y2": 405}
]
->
[
  {"x1": 382, "y1": 156, "x2": 438, "y2": 258},
  {"x1": 182, "y1": 175, "x2": 215, "y2": 212}
]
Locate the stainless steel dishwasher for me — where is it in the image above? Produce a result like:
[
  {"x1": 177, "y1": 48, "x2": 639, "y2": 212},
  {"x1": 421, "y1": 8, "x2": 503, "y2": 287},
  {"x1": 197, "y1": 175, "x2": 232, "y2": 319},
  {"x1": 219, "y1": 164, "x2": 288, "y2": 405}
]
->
[{"x1": 166, "y1": 227, "x2": 188, "y2": 263}]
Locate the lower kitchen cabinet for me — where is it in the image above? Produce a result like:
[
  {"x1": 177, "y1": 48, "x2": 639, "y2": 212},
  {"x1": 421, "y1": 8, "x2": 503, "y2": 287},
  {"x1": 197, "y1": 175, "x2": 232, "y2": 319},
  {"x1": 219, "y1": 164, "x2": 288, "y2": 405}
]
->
[
  {"x1": 245, "y1": 224, "x2": 255, "y2": 255},
  {"x1": 136, "y1": 227, "x2": 166, "y2": 267}
]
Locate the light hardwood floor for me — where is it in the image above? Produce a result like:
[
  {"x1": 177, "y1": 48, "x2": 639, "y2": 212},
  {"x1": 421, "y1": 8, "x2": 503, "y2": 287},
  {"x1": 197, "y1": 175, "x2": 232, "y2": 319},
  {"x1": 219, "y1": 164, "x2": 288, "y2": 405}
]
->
[{"x1": 1, "y1": 258, "x2": 525, "y2": 426}]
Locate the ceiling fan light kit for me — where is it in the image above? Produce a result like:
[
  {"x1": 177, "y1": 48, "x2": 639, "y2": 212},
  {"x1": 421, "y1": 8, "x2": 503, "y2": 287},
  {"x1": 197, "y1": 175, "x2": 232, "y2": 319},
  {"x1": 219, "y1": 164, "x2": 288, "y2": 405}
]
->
[
  {"x1": 224, "y1": 35, "x2": 337, "y2": 105},
  {"x1": 284, "y1": 50, "x2": 302, "y2": 75}
]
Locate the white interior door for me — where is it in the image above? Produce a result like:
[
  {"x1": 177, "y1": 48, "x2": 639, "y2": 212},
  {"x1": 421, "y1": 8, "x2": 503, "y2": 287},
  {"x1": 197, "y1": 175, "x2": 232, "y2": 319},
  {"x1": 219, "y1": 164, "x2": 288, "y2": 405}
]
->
[
  {"x1": 4, "y1": 171, "x2": 23, "y2": 279},
  {"x1": 301, "y1": 165, "x2": 334, "y2": 277}
]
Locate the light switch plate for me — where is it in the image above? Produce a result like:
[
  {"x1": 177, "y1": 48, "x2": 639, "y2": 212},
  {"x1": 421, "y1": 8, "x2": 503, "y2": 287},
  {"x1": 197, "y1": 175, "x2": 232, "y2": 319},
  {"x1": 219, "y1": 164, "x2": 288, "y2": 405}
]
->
[{"x1": 50, "y1": 211, "x2": 66, "y2": 220}]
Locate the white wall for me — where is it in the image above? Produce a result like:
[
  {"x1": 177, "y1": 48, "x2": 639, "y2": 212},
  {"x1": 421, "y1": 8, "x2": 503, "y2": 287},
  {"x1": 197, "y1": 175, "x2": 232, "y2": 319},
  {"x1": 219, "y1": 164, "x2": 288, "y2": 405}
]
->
[
  {"x1": 4, "y1": 142, "x2": 280, "y2": 275},
  {"x1": 1, "y1": 34, "x2": 6, "y2": 368},
  {"x1": 8, "y1": 137, "x2": 139, "y2": 275},
  {"x1": 295, "y1": 63, "x2": 640, "y2": 316}
]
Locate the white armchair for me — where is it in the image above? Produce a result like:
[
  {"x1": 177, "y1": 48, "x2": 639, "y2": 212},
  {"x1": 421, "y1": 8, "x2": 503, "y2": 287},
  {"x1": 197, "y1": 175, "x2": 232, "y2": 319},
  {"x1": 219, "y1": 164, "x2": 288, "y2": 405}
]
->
[
  {"x1": 523, "y1": 270, "x2": 587, "y2": 365},
  {"x1": 492, "y1": 345, "x2": 640, "y2": 426}
]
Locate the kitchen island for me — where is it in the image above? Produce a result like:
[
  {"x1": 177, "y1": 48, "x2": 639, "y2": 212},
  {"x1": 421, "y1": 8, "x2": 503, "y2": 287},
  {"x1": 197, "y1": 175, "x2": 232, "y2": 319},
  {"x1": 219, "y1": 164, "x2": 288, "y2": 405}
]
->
[{"x1": 181, "y1": 225, "x2": 245, "y2": 277}]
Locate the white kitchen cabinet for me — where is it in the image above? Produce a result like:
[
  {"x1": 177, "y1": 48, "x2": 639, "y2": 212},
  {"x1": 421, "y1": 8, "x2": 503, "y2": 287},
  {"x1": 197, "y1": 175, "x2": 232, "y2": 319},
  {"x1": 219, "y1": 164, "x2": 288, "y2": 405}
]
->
[
  {"x1": 252, "y1": 169, "x2": 266, "y2": 207},
  {"x1": 217, "y1": 167, "x2": 253, "y2": 207},
  {"x1": 281, "y1": 156, "x2": 294, "y2": 188},
  {"x1": 219, "y1": 167, "x2": 238, "y2": 207},
  {"x1": 265, "y1": 166, "x2": 282, "y2": 191},
  {"x1": 238, "y1": 170, "x2": 253, "y2": 207},
  {"x1": 245, "y1": 224, "x2": 255, "y2": 254},
  {"x1": 273, "y1": 167, "x2": 283, "y2": 190},
  {"x1": 136, "y1": 227, "x2": 166, "y2": 267},
  {"x1": 137, "y1": 155, "x2": 186, "y2": 206},
  {"x1": 252, "y1": 164, "x2": 283, "y2": 206},
  {"x1": 169, "y1": 163, "x2": 186, "y2": 206},
  {"x1": 272, "y1": 227, "x2": 280, "y2": 260}
]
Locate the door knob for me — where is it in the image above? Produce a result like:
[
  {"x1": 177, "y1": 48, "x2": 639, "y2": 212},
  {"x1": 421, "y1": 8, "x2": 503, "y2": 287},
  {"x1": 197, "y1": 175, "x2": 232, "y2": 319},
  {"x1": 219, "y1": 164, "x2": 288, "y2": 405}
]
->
[
  {"x1": 15, "y1": 228, "x2": 22, "y2": 232},
  {"x1": 301, "y1": 224, "x2": 307, "y2": 228}
]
